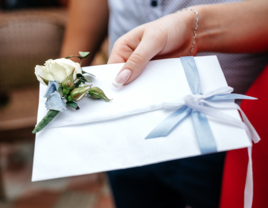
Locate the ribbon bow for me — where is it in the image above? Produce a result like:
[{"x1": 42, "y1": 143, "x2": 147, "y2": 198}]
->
[
  {"x1": 145, "y1": 57, "x2": 260, "y2": 152},
  {"x1": 145, "y1": 56, "x2": 260, "y2": 208}
]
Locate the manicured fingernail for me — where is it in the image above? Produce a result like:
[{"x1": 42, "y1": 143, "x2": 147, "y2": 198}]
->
[{"x1": 112, "y1": 69, "x2": 132, "y2": 88}]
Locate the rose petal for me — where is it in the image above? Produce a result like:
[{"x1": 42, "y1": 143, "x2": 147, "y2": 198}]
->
[
  {"x1": 49, "y1": 61, "x2": 68, "y2": 83},
  {"x1": 44, "y1": 59, "x2": 53, "y2": 66},
  {"x1": 56, "y1": 58, "x2": 77, "y2": 73},
  {"x1": 35, "y1": 65, "x2": 55, "y2": 85},
  {"x1": 55, "y1": 58, "x2": 80, "y2": 81}
]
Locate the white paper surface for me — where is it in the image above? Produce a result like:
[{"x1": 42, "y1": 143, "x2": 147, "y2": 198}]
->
[{"x1": 32, "y1": 56, "x2": 251, "y2": 181}]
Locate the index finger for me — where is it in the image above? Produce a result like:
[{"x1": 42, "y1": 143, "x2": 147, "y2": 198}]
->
[{"x1": 107, "y1": 25, "x2": 145, "y2": 64}]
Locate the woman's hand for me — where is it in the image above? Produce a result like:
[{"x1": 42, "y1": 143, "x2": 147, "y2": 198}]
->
[
  {"x1": 108, "y1": 11, "x2": 196, "y2": 87},
  {"x1": 108, "y1": 0, "x2": 268, "y2": 88}
]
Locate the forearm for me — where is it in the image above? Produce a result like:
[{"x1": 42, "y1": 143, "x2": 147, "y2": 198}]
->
[
  {"x1": 193, "y1": 0, "x2": 268, "y2": 54},
  {"x1": 60, "y1": 0, "x2": 109, "y2": 66}
]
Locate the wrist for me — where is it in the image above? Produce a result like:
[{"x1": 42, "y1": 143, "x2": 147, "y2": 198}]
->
[
  {"x1": 189, "y1": 5, "x2": 207, "y2": 54},
  {"x1": 183, "y1": 8, "x2": 199, "y2": 56},
  {"x1": 176, "y1": 8, "x2": 199, "y2": 56},
  {"x1": 191, "y1": 4, "x2": 229, "y2": 53}
]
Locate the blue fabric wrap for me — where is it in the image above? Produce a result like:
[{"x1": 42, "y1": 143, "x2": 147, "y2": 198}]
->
[
  {"x1": 44, "y1": 81, "x2": 67, "y2": 112},
  {"x1": 145, "y1": 56, "x2": 255, "y2": 155},
  {"x1": 44, "y1": 81, "x2": 59, "y2": 98}
]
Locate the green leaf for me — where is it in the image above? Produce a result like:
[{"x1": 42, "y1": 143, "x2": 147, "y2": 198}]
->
[
  {"x1": 65, "y1": 55, "x2": 81, "y2": 59},
  {"x1": 81, "y1": 77, "x2": 88, "y2": 83},
  {"x1": 76, "y1": 73, "x2": 92, "y2": 83},
  {"x1": 79, "y1": 51, "x2": 90, "y2": 58},
  {"x1": 83, "y1": 75, "x2": 93, "y2": 82},
  {"x1": 76, "y1": 73, "x2": 83, "y2": 78},
  {"x1": 85, "y1": 77, "x2": 93, "y2": 83},
  {"x1": 67, "y1": 102, "x2": 80, "y2": 110},
  {"x1": 32, "y1": 110, "x2": 60, "y2": 134},
  {"x1": 74, "y1": 79, "x2": 82, "y2": 88},
  {"x1": 82, "y1": 70, "x2": 95, "y2": 77}
]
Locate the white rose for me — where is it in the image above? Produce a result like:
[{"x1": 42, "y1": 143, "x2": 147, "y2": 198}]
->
[{"x1": 35, "y1": 58, "x2": 82, "y2": 85}]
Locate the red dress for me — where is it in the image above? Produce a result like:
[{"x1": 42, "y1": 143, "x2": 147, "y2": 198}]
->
[{"x1": 220, "y1": 65, "x2": 268, "y2": 208}]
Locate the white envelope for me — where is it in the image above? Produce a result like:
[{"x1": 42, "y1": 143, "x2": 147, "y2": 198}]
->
[{"x1": 32, "y1": 56, "x2": 251, "y2": 181}]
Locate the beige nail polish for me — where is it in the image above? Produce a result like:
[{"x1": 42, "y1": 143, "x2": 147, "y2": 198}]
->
[{"x1": 112, "y1": 69, "x2": 132, "y2": 88}]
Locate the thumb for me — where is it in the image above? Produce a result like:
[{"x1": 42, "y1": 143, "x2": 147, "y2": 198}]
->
[{"x1": 112, "y1": 36, "x2": 162, "y2": 87}]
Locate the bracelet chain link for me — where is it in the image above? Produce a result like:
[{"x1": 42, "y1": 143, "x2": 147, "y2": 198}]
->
[{"x1": 178, "y1": 8, "x2": 199, "y2": 56}]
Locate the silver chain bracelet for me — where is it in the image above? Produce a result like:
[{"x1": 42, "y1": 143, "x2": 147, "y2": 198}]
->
[{"x1": 177, "y1": 8, "x2": 199, "y2": 56}]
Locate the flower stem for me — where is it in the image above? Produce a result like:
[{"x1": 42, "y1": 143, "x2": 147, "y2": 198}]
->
[
  {"x1": 32, "y1": 110, "x2": 60, "y2": 134},
  {"x1": 65, "y1": 55, "x2": 82, "y2": 59}
]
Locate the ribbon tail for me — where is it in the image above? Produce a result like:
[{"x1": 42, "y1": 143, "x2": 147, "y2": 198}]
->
[
  {"x1": 145, "y1": 106, "x2": 191, "y2": 139},
  {"x1": 244, "y1": 147, "x2": 253, "y2": 208},
  {"x1": 191, "y1": 111, "x2": 217, "y2": 154},
  {"x1": 208, "y1": 94, "x2": 257, "y2": 101},
  {"x1": 202, "y1": 100, "x2": 260, "y2": 143},
  {"x1": 238, "y1": 108, "x2": 260, "y2": 143}
]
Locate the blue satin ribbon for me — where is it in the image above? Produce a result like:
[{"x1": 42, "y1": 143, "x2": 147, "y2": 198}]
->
[{"x1": 145, "y1": 56, "x2": 255, "y2": 155}]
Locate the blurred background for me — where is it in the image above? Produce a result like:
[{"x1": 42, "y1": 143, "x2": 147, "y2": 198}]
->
[{"x1": 0, "y1": 0, "x2": 113, "y2": 207}]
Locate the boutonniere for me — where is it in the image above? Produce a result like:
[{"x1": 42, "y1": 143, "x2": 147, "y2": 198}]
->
[{"x1": 33, "y1": 52, "x2": 111, "y2": 134}]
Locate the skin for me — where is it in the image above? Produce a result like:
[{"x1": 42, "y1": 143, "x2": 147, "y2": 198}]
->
[
  {"x1": 60, "y1": 0, "x2": 268, "y2": 85},
  {"x1": 60, "y1": 0, "x2": 109, "y2": 66}
]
